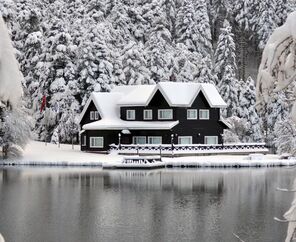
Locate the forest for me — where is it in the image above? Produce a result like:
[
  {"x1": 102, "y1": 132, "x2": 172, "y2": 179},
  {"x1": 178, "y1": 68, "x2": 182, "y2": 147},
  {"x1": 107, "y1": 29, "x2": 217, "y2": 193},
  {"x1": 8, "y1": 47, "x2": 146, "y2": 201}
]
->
[{"x1": 1, "y1": 0, "x2": 295, "y2": 147}]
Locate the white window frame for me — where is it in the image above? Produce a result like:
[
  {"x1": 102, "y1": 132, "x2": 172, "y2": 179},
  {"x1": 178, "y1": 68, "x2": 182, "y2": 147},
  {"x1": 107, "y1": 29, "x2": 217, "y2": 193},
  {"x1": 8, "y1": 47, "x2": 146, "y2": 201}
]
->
[
  {"x1": 89, "y1": 137, "x2": 104, "y2": 148},
  {"x1": 94, "y1": 111, "x2": 99, "y2": 120},
  {"x1": 199, "y1": 109, "x2": 210, "y2": 120},
  {"x1": 158, "y1": 109, "x2": 173, "y2": 120},
  {"x1": 178, "y1": 136, "x2": 193, "y2": 144},
  {"x1": 187, "y1": 109, "x2": 198, "y2": 120},
  {"x1": 126, "y1": 110, "x2": 136, "y2": 120},
  {"x1": 204, "y1": 136, "x2": 218, "y2": 144},
  {"x1": 147, "y1": 136, "x2": 162, "y2": 144},
  {"x1": 143, "y1": 109, "x2": 153, "y2": 120},
  {"x1": 132, "y1": 136, "x2": 146, "y2": 144},
  {"x1": 82, "y1": 135, "x2": 86, "y2": 146},
  {"x1": 90, "y1": 111, "x2": 95, "y2": 121}
]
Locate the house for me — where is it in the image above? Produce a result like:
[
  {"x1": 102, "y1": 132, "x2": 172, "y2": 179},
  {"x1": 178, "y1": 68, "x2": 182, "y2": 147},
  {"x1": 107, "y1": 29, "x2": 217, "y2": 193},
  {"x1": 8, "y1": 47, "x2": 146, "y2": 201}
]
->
[{"x1": 79, "y1": 82, "x2": 229, "y2": 152}]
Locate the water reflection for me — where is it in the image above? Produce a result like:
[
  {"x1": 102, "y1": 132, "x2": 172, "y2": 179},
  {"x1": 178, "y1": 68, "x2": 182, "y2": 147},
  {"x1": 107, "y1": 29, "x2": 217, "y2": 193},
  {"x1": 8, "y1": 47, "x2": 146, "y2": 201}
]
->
[{"x1": 0, "y1": 167, "x2": 294, "y2": 242}]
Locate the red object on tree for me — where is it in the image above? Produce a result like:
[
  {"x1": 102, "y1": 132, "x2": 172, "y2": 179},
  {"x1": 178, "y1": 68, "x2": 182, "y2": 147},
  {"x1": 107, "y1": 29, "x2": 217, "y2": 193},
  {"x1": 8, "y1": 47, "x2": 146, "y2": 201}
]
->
[{"x1": 40, "y1": 95, "x2": 46, "y2": 113}]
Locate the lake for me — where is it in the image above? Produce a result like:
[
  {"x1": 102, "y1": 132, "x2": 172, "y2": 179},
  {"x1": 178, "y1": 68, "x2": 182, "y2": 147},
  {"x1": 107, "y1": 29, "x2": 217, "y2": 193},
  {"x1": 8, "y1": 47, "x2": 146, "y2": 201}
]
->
[{"x1": 0, "y1": 167, "x2": 294, "y2": 242}]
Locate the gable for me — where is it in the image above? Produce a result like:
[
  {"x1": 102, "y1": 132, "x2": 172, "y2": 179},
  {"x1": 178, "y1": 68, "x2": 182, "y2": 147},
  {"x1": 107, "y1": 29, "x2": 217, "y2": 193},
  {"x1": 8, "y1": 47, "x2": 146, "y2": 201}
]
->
[
  {"x1": 148, "y1": 90, "x2": 170, "y2": 107},
  {"x1": 191, "y1": 91, "x2": 211, "y2": 108},
  {"x1": 79, "y1": 100, "x2": 100, "y2": 125}
]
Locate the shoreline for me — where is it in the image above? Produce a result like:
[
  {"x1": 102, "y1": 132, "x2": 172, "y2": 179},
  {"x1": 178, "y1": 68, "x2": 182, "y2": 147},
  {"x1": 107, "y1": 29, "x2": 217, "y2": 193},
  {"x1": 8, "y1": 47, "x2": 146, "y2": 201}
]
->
[{"x1": 1, "y1": 141, "x2": 294, "y2": 169}]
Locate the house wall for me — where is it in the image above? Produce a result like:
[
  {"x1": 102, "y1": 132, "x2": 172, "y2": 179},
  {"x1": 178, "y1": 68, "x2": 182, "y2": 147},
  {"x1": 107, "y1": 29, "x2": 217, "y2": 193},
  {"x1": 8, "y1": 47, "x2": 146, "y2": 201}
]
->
[
  {"x1": 120, "y1": 90, "x2": 225, "y2": 144},
  {"x1": 80, "y1": 101, "x2": 101, "y2": 129}
]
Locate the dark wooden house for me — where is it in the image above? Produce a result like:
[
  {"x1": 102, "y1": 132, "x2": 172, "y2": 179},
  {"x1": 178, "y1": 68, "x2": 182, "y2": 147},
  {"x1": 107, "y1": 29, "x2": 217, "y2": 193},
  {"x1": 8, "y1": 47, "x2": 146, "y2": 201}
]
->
[{"x1": 79, "y1": 82, "x2": 229, "y2": 152}]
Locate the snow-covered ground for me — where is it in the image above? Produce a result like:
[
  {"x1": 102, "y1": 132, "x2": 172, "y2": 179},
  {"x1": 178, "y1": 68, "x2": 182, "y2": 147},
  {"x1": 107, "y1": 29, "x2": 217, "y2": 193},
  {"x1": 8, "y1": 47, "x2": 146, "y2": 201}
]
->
[{"x1": 0, "y1": 141, "x2": 295, "y2": 168}]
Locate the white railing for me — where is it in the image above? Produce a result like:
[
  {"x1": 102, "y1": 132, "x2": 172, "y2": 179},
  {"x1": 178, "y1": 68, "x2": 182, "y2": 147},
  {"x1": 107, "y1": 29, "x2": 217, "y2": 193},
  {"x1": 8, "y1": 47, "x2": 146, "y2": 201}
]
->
[{"x1": 110, "y1": 143, "x2": 268, "y2": 155}]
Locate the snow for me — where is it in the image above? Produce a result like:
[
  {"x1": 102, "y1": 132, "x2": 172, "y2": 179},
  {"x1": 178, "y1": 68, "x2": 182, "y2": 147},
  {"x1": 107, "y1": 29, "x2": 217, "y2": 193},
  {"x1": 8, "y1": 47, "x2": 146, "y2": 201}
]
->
[
  {"x1": 115, "y1": 82, "x2": 227, "y2": 108},
  {"x1": 257, "y1": 11, "x2": 296, "y2": 107},
  {"x1": 200, "y1": 83, "x2": 227, "y2": 108},
  {"x1": 0, "y1": 16, "x2": 23, "y2": 106},
  {"x1": 1, "y1": 141, "x2": 294, "y2": 168},
  {"x1": 83, "y1": 120, "x2": 179, "y2": 130},
  {"x1": 117, "y1": 85, "x2": 157, "y2": 106}
]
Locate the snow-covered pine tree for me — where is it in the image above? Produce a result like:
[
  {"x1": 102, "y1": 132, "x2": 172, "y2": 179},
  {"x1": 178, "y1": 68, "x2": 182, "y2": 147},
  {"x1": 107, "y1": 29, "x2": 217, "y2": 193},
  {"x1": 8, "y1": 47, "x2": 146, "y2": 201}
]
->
[
  {"x1": 274, "y1": 116, "x2": 296, "y2": 155},
  {"x1": 175, "y1": 0, "x2": 200, "y2": 53},
  {"x1": 77, "y1": 23, "x2": 115, "y2": 105},
  {"x1": 254, "y1": 0, "x2": 278, "y2": 49},
  {"x1": 214, "y1": 20, "x2": 237, "y2": 83},
  {"x1": 145, "y1": 13, "x2": 173, "y2": 83},
  {"x1": 218, "y1": 65, "x2": 240, "y2": 117},
  {"x1": 121, "y1": 42, "x2": 151, "y2": 85},
  {"x1": 238, "y1": 76, "x2": 263, "y2": 142}
]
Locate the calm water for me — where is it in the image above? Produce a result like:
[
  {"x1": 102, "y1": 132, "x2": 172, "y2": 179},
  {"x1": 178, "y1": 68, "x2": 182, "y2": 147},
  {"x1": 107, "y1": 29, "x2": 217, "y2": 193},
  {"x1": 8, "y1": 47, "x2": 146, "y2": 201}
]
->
[{"x1": 0, "y1": 167, "x2": 295, "y2": 242}]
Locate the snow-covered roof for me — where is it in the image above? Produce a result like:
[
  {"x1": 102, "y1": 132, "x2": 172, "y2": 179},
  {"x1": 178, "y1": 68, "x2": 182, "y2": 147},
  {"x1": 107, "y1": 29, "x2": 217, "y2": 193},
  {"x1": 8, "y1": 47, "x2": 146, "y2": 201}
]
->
[
  {"x1": 78, "y1": 92, "x2": 122, "y2": 124},
  {"x1": 83, "y1": 120, "x2": 179, "y2": 130},
  {"x1": 115, "y1": 85, "x2": 157, "y2": 106},
  {"x1": 116, "y1": 82, "x2": 227, "y2": 108}
]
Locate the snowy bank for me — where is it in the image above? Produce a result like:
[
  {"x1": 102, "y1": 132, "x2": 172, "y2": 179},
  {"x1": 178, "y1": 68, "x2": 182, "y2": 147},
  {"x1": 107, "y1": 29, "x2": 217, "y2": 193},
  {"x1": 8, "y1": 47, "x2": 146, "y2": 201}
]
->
[
  {"x1": 0, "y1": 141, "x2": 294, "y2": 168},
  {"x1": 0, "y1": 141, "x2": 121, "y2": 166}
]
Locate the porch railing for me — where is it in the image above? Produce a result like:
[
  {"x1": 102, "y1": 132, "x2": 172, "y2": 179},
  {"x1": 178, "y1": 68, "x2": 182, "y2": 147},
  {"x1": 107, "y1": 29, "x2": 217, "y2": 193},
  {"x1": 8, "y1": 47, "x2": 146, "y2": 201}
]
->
[{"x1": 109, "y1": 143, "x2": 268, "y2": 155}]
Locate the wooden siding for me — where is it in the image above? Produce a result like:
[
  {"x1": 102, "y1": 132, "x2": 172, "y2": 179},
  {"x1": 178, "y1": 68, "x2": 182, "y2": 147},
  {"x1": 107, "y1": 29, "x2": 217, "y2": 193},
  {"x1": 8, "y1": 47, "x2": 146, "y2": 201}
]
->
[{"x1": 80, "y1": 101, "x2": 101, "y2": 128}]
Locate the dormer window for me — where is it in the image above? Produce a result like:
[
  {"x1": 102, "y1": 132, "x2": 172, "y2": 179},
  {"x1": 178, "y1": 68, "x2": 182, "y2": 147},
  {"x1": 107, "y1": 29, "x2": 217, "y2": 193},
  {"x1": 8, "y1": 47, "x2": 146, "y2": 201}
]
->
[
  {"x1": 187, "y1": 109, "x2": 197, "y2": 120},
  {"x1": 158, "y1": 109, "x2": 173, "y2": 120},
  {"x1": 94, "y1": 111, "x2": 99, "y2": 120},
  {"x1": 126, "y1": 110, "x2": 135, "y2": 120},
  {"x1": 199, "y1": 109, "x2": 210, "y2": 120},
  {"x1": 143, "y1": 110, "x2": 152, "y2": 120},
  {"x1": 90, "y1": 111, "x2": 95, "y2": 120}
]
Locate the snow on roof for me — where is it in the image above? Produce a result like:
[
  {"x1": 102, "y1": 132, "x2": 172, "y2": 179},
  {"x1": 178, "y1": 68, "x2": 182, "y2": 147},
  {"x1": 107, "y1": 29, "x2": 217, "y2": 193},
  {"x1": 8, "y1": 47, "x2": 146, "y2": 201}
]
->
[
  {"x1": 117, "y1": 85, "x2": 157, "y2": 106},
  {"x1": 78, "y1": 92, "x2": 122, "y2": 123},
  {"x1": 79, "y1": 91, "x2": 179, "y2": 130},
  {"x1": 158, "y1": 82, "x2": 199, "y2": 106},
  {"x1": 83, "y1": 120, "x2": 179, "y2": 130},
  {"x1": 116, "y1": 82, "x2": 227, "y2": 108},
  {"x1": 199, "y1": 83, "x2": 227, "y2": 108}
]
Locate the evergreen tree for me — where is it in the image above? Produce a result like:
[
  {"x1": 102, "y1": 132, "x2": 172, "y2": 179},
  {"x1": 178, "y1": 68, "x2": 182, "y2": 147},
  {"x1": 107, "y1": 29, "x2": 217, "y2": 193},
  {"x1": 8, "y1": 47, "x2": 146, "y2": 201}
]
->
[
  {"x1": 254, "y1": 0, "x2": 278, "y2": 49},
  {"x1": 121, "y1": 42, "x2": 151, "y2": 85},
  {"x1": 214, "y1": 20, "x2": 237, "y2": 82},
  {"x1": 238, "y1": 76, "x2": 263, "y2": 142},
  {"x1": 218, "y1": 65, "x2": 240, "y2": 117},
  {"x1": 145, "y1": 14, "x2": 173, "y2": 83}
]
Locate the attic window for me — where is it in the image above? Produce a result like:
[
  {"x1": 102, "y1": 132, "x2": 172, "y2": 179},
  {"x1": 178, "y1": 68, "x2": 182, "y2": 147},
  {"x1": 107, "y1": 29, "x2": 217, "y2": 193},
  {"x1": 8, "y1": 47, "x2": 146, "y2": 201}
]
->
[
  {"x1": 94, "y1": 111, "x2": 99, "y2": 120},
  {"x1": 90, "y1": 111, "x2": 95, "y2": 120}
]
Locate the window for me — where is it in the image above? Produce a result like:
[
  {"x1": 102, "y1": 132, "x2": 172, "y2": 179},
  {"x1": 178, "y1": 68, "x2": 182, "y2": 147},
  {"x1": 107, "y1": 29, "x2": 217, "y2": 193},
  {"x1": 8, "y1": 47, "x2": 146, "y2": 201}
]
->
[
  {"x1": 199, "y1": 109, "x2": 210, "y2": 120},
  {"x1": 158, "y1": 109, "x2": 173, "y2": 120},
  {"x1": 187, "y1": 109, "x2": 197, "y2": 120},
  {"x1": 90, "y1": 111, "x2": 95, "y2": 120},
  {"x1": 178, "y1": 136, "x2": 192, "y2": 144},
  {"x1": 148, "y1": 136, "x2": 162, "y2": 144},
  {"x1": 133, "y1": 136, "x2": 146, "y2": 144},
  {"x1": 82, "y1": 136, "x2": 86, "y2": 146},
  {"x1": 143, "y1": 110, "x2": 153, "y2": 120},
  {"x1": 204, "y1": 136, "x2": 218, "y2": 144},
  {"x1": 90, "y1": 137, "x2": 104, "y2": 148},
  {"x1": 94, "y1": 111, "x2": 99, "y2": 120},
  {"x1": 126, "y1": 110, "x2": 135, "y2": 120}
]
